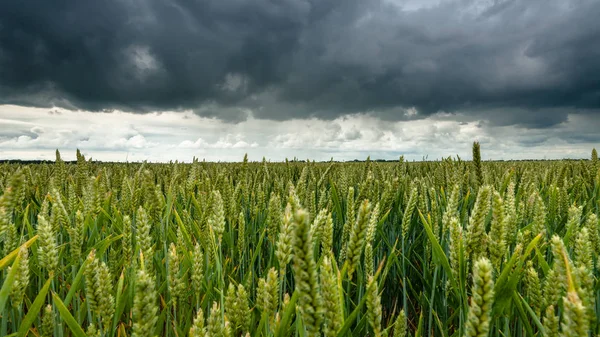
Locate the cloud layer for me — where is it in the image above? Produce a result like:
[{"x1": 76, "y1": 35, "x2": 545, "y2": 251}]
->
[
  {"x1": 1, "y1": 106, "x2": 599, "y2": 162},
  {"x1": 1, "y1": 0, "x2": 599, "y2": 125}
]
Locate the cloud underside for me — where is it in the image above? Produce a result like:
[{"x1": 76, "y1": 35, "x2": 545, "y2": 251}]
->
[{"x1": 0, "y1": 0, "x2": 599, "y2": 127}]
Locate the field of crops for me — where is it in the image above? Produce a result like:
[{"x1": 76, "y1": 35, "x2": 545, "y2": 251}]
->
[{"x1": 0, "y1": 143, "x2": 599, "y2": 337}]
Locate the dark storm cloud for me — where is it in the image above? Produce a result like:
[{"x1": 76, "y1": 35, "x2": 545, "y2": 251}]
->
[{"x1": 1, "y1": 0, "x2": 599, "y2": 126}]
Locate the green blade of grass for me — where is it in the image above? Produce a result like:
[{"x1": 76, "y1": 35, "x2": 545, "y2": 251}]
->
[
  {"x1": 0, "y1": 235, "x2": 38, "y2": 270},
  {"x1": 52, "y1": 292, "x2": 87, "y2": 337},
  {"x1": 0, "y1": 250, "x2": 21, "y2": 312},
  {"x1": 18, "y1": 275, "x2": 52, "y2": 336}
]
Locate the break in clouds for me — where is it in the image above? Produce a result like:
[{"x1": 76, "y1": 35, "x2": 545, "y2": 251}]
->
[{"x1": 1, "y1": 0, "x2": 600, "y2": 160}]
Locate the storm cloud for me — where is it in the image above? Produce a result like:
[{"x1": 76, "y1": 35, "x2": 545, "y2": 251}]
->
[{"x1": 1, "y1": 0, "x2": 600, "y2": 126}]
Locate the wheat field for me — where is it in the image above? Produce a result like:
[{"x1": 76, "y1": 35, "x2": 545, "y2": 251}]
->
[{"x1": 0, "y1": 143, "x2": 599, "y2": 337}]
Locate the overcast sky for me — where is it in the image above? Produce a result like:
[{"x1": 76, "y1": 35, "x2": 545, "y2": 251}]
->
[{"x1": 1, "y1": 0, "x2": 599, "y2": 161}]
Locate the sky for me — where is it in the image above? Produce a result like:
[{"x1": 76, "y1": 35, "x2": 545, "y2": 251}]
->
[{"x1": 1, "y1": 0, "x2": 599, "y2": 162}]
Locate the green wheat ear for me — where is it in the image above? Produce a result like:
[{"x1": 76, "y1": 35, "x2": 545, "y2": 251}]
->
[
  {"x1": 345, "y1": 199, "x2": 371, "y2": 277},
  {"x1": 37, "y1": 214, "x2": 58, "y2": 275},
  {"x1": 402, "y1": 187, "x2": 418, "y2": 239},
  {"x1": 364, "y1": 242, "x2": 374, "y2": 277},
  {"x1": 472, "y1": 141, "x2": 483, "y2": 188},
  {"x1": 191, "y1": 242, "x2": 204, "y2": 295},
  {"x1": 310, "y1": 208, "x2": 328, "y2": 251},
  {"x1": 464, "y1": 257, "x2": 494, "y2": 337},
  {"x1": 466, "y1": 185, "x2": 491, "y2": 261},
  {"x1": 67, "y1": 210, "x2": 85, "y2": 263},
  {"x1": 292, "y1": 208, "x2": 323, "y2": 335},
  {"x1": 235, "y1": 284, "x2": 250, "y2": 333},
  {"x1": 365, "y1": 202, "x2": 380, "y2": 244},
  {"x1": 9, "y1": 246, "x2": 29, "y2": 309},
  {"x1": 542, "y1": 305, "x2": 559, "y2": 337},
  {"x1": 393, "y1": 309, "x2": 407, "y2": 337},
  {"x1": 366, "y1": 275, "x2": 383, "y2": 337},
  {"x1": 548, "y1": 235, "x2": 568, "y2": 301},
  {"x1": 267, "y1": 192, "x2": 283, "y2": 242},
  {"x1": 208, "y1": 190, "x2": 225, "y2": 242},
  {"x1": 565, "y1": 205, "x2": 583, "y2": 249},
  {"x1": 561, "y1": 291, "x2": 589, "y2": 337},
  {"x1": 320, "y1": 255, "x2": 342, "y2": 337},
  {"x1": 167, "y1": 243, "x2": 185, "y2": 307},
  {"x1": 543, "y1": 268, "x2": 561, "y2": 308},
  {"x1": 132, "y1": 255, "x2": 158, "y2": 337},
  {"x1": 2, "y1": 220, "x2": 17, "y2": 257},
  {"x1": 86, "y1": 323, "x2": 101, "y2": 337},
  {"x1": 122, "y1": 215, "x2": 132, "y2": 266},
  {"x1": 487, "y1": 190, "x2": 506, "y2": 269},
  {"x1": 225, "y1": 282, "x2": 249, "y2": 333},
  {"x1": 237, "y1": 210, "x2": 246, "y2": 259},
  {"x1": 276, "y1": 202, "x2": 294, "y2": 271},
  {"x1": 225, "y1": 282, "x2": 237, "y2": 319},
  {"x1": 207, "y1": 302, "x2": 225, "y2": 337},
  {"x1": 442, "y1": 184, "x2": 460, "y2": 234},
  {"x1": 584, "y1": 213, "x2": 599, "y2": 254},
  {"x1": 573, "y1": 228, "x2": 592, "y2": 269},
  {"x1": 448, "y1": 216, "x2": 463, "y2": 282},
  {"x1": 40, "y1": 304, "x2": 55, "y2": 337},
  {"x1": 189, "y1": 308, "x2": 206, "y2": 337},
  {"x1": 340, "y1": 187, "x2": 355, "y2": 261},
  {"x1": 136, "y1": 206, "x2": 154, "y2": 272},
  {"x1": 85, "y1": 250, "x2": 115, "y2": 330},
  {"x1": 321, "y1": 211, "x2": 334, "y2": 253},
  {"x1": 503, "y1": 182, "x2": 518, "y2": 246},
  {"x1": 257, "y1": 267, "x2": 279, "y2": 320},
  {"x1": 524, "y1": 262, "x2": 542, "y2": 316}
]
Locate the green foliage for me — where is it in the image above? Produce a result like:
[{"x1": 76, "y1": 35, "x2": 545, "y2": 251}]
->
[{"x1": 0, "y1": 148, "x2": 599, "y2": 336}]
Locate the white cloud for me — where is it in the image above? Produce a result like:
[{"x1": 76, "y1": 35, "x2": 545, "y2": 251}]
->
[
  {"x1": 0, "y1": 104, "x2": 598, "y2": 162},
  {"x1": 178, "y1": 134, "x2": 258, "y2": 149},
  {"x1": 108, "y1": 134, "x2": 153, "y2": 149},
  {"x1": 178, "y1": 138, "x2": 209, "y2": 149}
]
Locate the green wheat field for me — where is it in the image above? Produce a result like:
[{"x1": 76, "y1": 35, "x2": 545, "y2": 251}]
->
[{"x1": 1, "y1": 142, "x2": 599, "y2": 337}]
